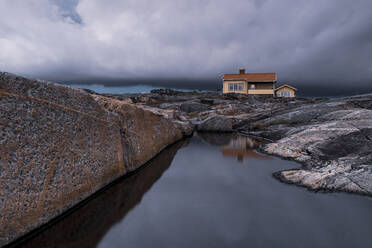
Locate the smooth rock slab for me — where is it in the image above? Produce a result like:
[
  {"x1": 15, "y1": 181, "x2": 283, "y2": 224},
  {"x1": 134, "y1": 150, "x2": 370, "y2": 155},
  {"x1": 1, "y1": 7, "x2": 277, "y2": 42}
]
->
[
  {"x1": 0, "y1": 73, "x2": 187, "y2": 246},
  {"x1": 261, "y1": 103, "x2": 372, "y2": 195}
]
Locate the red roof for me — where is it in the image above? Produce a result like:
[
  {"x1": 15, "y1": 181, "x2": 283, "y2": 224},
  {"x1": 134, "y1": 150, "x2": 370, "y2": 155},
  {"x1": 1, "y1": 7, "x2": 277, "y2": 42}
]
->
[{"x1": 223, "y1": 72, "x2": 277, "y2": 82}]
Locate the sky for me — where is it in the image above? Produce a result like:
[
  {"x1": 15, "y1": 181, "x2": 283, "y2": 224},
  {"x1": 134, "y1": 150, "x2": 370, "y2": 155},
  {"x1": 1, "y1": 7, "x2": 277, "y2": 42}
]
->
[{"x1": 0, "y1": 0, "x2": 372, "y2": 94}]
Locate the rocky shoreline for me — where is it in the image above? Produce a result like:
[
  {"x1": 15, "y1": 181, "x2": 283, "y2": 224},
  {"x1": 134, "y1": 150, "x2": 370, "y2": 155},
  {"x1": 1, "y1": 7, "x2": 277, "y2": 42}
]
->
[
  {"x1": 1, "y1": 72, "x2": 372, "y2": 246},
  {"x1": 101, "y1": 88, "x2": 372, "y2": 196}
]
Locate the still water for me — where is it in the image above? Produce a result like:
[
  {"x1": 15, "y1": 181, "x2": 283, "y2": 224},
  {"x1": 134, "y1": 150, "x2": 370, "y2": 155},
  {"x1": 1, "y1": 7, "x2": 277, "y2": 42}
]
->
[
  {"x1": 19, "y1": 133, "x2": 372, "y2": 248},
  {"x1": 65, "y1": 84, "x2": 165, "y2": 94},
  {"x1": 64, "y1": 84, "x2": 200, "y2": 94}
]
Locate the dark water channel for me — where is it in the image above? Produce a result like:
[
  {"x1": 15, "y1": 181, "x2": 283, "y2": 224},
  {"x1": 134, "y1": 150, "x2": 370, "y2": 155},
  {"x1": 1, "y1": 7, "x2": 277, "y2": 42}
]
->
[{"x1": 18, "y1": 133, "x2": 372, "y2": 248}]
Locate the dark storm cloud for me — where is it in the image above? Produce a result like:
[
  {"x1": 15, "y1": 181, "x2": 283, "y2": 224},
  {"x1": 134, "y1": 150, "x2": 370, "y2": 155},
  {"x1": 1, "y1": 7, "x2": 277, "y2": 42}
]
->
[{"x1": 0, "y1": 0, "x2": 372, "y2": 94}]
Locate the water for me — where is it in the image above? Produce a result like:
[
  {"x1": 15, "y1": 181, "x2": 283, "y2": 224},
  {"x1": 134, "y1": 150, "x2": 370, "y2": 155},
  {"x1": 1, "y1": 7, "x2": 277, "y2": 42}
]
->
[
  {"x1": 18, "y1": 133, "x2": 372, "y2": 248},
  {"x1": 63, "y1": 84, "x2": 201, "y2": 94}
]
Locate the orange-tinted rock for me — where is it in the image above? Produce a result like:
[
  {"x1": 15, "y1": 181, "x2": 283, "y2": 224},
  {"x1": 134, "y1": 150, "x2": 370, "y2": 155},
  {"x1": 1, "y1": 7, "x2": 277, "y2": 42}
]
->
[
  {"x1": 0, "y1": 72, "x2": 190, "y2": 246},
  {"x1": 18, "y1": 139, "x2": 188, "y2": 248}
]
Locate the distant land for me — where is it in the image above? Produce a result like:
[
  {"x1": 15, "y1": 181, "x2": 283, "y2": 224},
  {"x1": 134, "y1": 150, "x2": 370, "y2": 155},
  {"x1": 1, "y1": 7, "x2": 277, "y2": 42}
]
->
[{"x1": 54, "y1": 77, "x2": 372, "y2": 98}]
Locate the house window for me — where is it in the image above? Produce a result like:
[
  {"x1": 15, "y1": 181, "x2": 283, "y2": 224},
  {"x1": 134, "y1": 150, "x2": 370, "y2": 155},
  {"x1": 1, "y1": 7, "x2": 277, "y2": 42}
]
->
[
  {"x1": 228, "y1": 83, "x2": 244, "y2": 92},
  {"x1": 280, "y1": 91, "x2": 291, "y2": 97}
]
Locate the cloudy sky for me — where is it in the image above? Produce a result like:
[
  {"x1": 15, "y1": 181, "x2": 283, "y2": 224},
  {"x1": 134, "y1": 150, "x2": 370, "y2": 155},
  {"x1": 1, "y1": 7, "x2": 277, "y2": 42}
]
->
[{"x1": 1, "y1": 0, "x2": 372, "y2": 93}]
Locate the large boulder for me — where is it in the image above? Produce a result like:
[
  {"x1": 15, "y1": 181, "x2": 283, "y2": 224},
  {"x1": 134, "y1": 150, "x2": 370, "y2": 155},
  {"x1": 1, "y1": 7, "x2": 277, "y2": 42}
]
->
[
  {"x1": 0, "y1": 72, "x2": 189, "y2": 246},
  {"x1": 197, "y1": 115, "x2": 234, "y2": 132},
  {"x1": 17, "y1": 139, "x2": 188, "y2": 248},
  {"x1": 180, "y1": 102, "x2": 209, "y2": 113}
]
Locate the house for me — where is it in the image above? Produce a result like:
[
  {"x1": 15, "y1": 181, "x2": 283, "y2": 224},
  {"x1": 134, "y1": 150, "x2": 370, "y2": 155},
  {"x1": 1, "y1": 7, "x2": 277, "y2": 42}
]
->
[
  {"x1": 275, "y1": 84, "x2": 297, "y2": 98},
  {"x1": 222, "y1": 69, "x2": 277, "y2": 95}
]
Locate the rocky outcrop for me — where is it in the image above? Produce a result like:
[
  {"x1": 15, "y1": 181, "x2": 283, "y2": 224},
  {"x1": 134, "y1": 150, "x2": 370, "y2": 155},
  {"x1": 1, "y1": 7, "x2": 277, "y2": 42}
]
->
[
  {"x1": 197, "y1": 115, "x2": 234, "y2": 132},
  {"x1": 180, "y1": 102, "x2": 209, "y2": 113},
  {"x1": 17, "y1": 139, "x2": 188, "y2": 248},
  {"x1": 0, "y1": 73, "x2": 191, "y2": 246},
  {"x1": 262, "y1": 106, "x2": 372, "y2": 195},
  {"x1": 106, "y1": 89, "x2": 372, "y2": 196},
  {"x1": 241, "y1": 96, "x2": 372, "y2": 195}
]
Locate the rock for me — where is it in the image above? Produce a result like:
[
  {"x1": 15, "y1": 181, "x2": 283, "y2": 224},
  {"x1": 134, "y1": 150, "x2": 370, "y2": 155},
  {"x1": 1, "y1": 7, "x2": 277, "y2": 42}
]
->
[
  {"x1": 17, "y1": 139, "x2": 188, "y2": 248},
  {"x1": 98, "y1": 87, "x2": 372, "y2": 196},
  {"x1": 79, "y1": 88, "x2": 97, "y2": 95},
  {"x1": 259, "y1": 103, "x2": 345, "y2": 125},
  {"x1": 200, "y1": 99, "x2": 214, "y2": 105},
  {"x1": 0, "y1": 72, "x2": 189, "y2": 246},
  {"x1": 340, "y1": 94, "x2": 372, "y2": 110},
  {"x1": 197, "y1": 115, "x2": 234, "y2": 132},
  {"x1": 317, "y1": 109, "x2": 372, "y2": 122},
  {"x1": 158, "y1": 103, "x2": 179, "y2": 109},
  {"x1": 101, "y1": 87, "x2": 372, "y2": 196},
  {"x1": 259, "y1": 100, "x2": 372, "y2": 195},
  {"x1": 318, "y1": 129, "x2": 372, "y2": 159},
  {"x1": 198, "y1": 132, "x2": 234, "y2": 146},
  {"x1": 273, "y1": 158, "x2": 372, "y2": 195},
  {"x1": 180, "y1": 102, "x2": 209, "y2": 113},
  {"x1": 150, "y1": 88, "x2": 185, "y2": 95}
]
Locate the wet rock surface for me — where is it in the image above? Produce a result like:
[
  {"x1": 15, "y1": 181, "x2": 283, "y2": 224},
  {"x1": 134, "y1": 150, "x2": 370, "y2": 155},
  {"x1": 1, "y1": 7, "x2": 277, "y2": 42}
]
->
[{"x1": 0, "y1": 73, "x2": 191, "y2": 246}]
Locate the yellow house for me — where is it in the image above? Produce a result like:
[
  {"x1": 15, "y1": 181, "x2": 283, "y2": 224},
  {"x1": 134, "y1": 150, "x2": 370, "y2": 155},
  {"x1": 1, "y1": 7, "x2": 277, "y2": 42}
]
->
[
  {"x1": 275, "y1": 84, "x2": 297, "y2": 98},
  {"x1": 222, "y1": 69, "x2": 277, "y2": 95}
]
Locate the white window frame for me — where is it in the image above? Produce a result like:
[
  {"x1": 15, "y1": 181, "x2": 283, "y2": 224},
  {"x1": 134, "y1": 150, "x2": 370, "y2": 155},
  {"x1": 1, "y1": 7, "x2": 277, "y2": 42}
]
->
[
  {"x1": 280, "y1": 91, "x2": 291, "y2": 97},
  {"x1": 228, "y1": 83, "x2": 244, "y2": 92}
]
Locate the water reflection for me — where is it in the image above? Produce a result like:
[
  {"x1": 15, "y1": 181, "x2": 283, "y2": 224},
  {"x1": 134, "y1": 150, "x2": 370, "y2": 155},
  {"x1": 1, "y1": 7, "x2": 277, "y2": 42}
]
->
[
  {"x1": 197, "y1": 132, "x2": 233, "y2": 146},
  {"x1": 198, "y1": 132, "x2": 271, "y2": 162},
  {"x1": 222, "y1": 135, "x2": 271, "y2": 162},
  {"x1": 14, "y1": 134, "x2": 372, "y2": 248},
  {"x1": 17, "y1": 140, "x2": 188, "y2": 248}
]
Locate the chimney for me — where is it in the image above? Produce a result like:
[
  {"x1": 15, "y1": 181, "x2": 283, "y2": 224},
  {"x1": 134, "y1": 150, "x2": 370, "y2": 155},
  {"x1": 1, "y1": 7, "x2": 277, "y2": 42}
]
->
[{"x1": 239, "y1": 69, "x2": 245, "y2": 74}]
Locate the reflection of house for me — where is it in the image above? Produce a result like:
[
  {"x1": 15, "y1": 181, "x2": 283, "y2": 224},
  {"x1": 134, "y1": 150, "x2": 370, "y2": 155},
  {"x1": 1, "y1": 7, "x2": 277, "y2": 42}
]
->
[
  {"x1": 222, "y1": 69, "x2": 276, "y2": 95},
  {"x1": 276, "y1": 84, "x2": 297, "y2": 98},
  {"x1": 222, "y1": 136, "x2": 271, "y2": 162}
]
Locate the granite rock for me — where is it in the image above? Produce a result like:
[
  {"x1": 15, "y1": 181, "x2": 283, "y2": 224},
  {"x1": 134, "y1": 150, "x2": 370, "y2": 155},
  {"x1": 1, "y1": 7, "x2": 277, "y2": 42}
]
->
[
  {"x1": 197, "y1": 115, "x2": 234, "y2": 132},
  {"x1": 0, "y1": 72, "x2": 190, "y2": 246},
  {"x1": 180, "y1": 102, "x2": 209, "y2": 113},
  {"x1": 258, "y1": 99, "x2": 372, "y2": 195}
]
